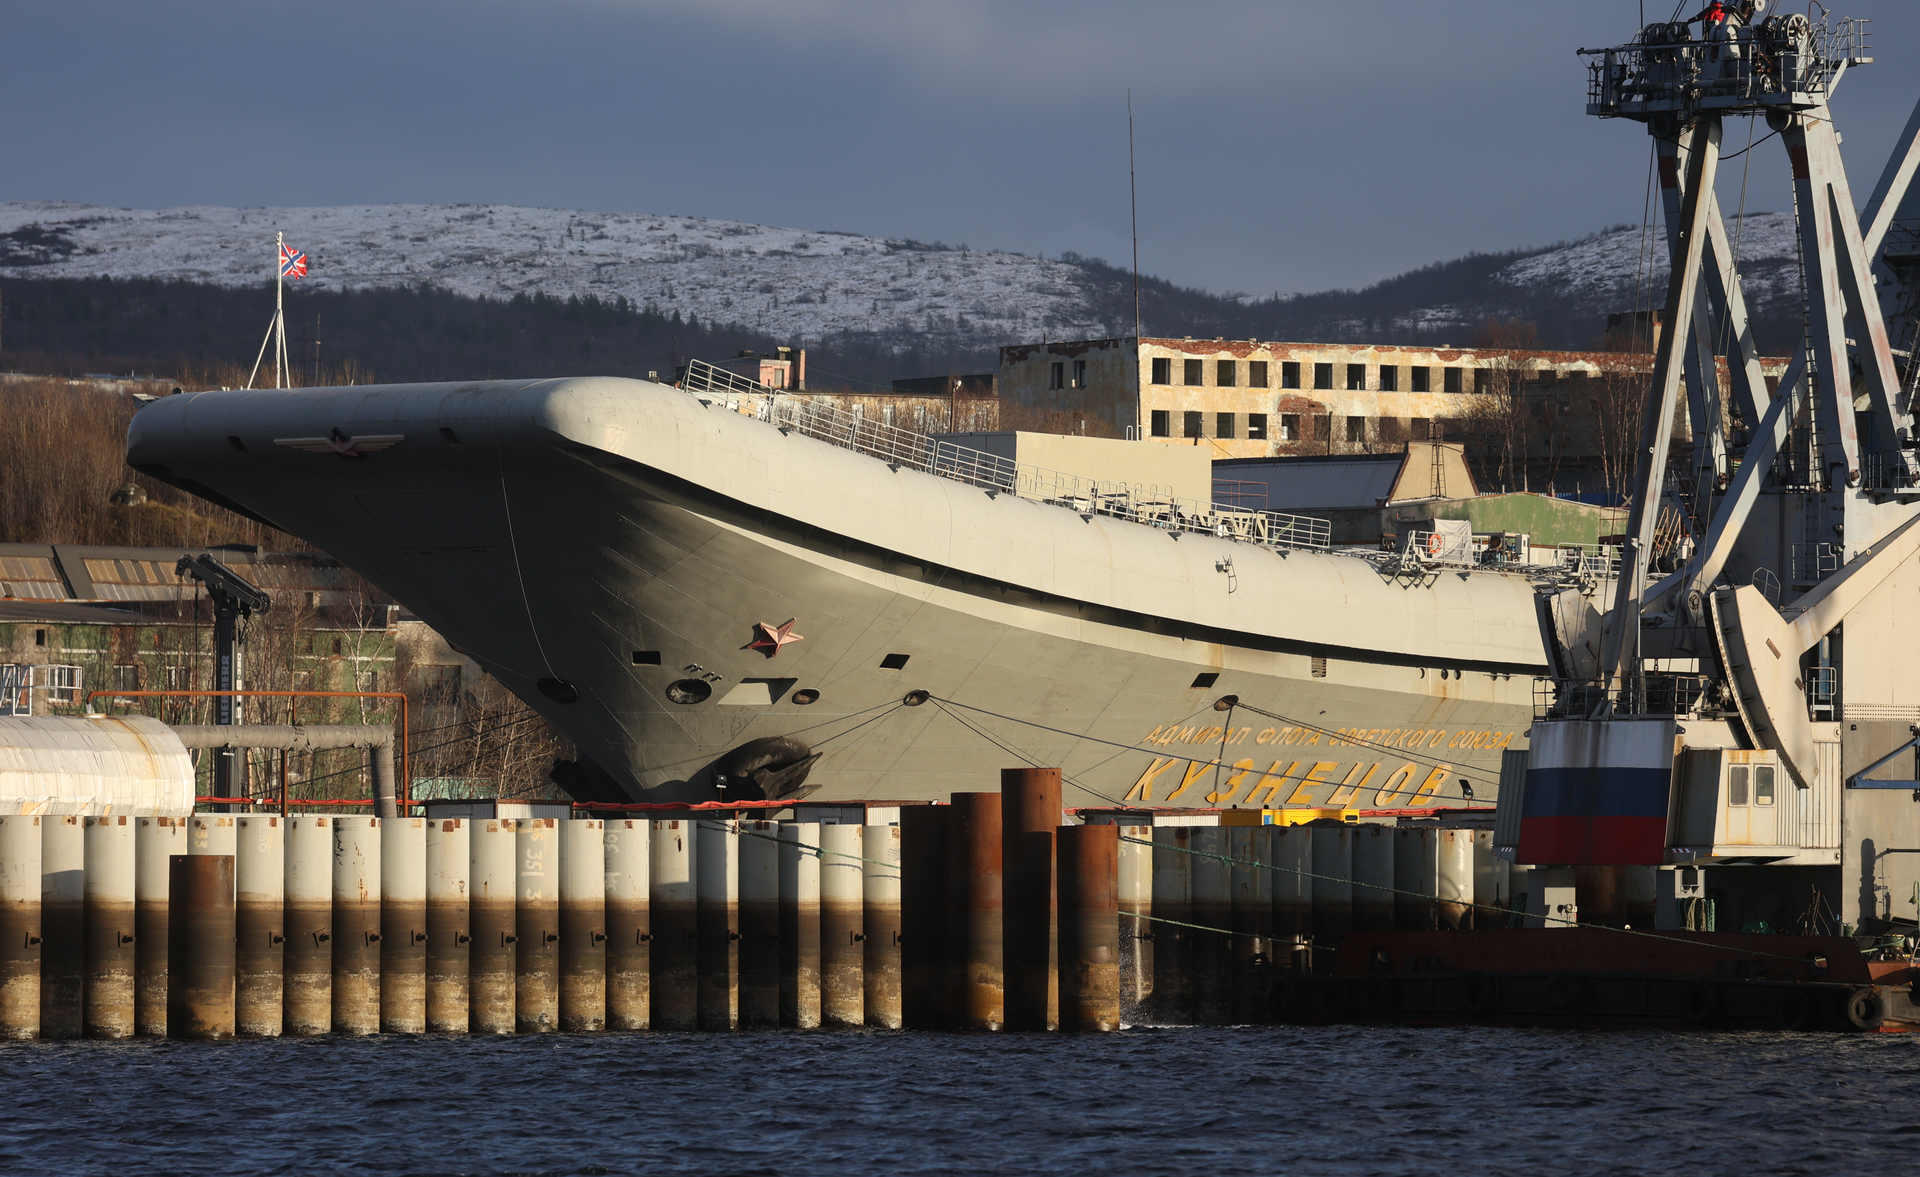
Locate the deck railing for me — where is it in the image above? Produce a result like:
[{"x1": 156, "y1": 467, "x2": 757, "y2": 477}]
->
[{"x1": 679, "y1": 359, "x2": 1333, "y2": 552}]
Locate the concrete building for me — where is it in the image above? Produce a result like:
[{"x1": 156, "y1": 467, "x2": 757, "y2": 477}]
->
[
  {"x1": 998, "y1": 335, "x2": 1790, "y2": 494},
  {"x1": 997, "y1": 336, "x2": 1640, "y2": 457}
]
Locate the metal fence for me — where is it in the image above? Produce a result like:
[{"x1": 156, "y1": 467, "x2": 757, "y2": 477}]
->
[{"x1": 679, "y1": 359, "x2": 1333, "y2": 552}]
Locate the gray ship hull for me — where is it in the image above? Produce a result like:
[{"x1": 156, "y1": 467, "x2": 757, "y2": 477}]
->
[{"x1": 127, "y1": 377, "x2": 1550, "y2": 810}]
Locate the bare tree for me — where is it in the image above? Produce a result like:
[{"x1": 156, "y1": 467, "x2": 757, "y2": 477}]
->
[
  {"x1": 1462, "y1": 317, "x2": 1542, "y2": 493},
  {"x1": 1591, "y1": 353, "x2": 1651, "y2": 502}
]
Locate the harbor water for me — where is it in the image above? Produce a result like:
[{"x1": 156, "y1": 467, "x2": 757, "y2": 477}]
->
[{"x1": 1, "y1": 1026, "x2": 1914, "y2": 1174}]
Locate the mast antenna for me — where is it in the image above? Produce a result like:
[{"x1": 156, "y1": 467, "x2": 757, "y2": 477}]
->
[{"x1": 1129, "y1": 90, "x2": 1141, "y2": 346}]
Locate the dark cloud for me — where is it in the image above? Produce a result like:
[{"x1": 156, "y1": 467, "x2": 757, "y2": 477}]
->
[{"x1": 3, "y1": 0, "x2": 1916, "y2": 295}]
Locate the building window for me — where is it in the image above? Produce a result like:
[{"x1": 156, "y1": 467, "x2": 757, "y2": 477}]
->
[
  {"x1": 1443, "y1": 367, "x2": 1463, "y2": 393},
  {"x1": 113, "y1": 664, "x2": 139, "y2": 692},
  {"x1": 1378, "y1": 365, "x2": 1398, "y2": 392},
  {"x1": 1216, "y1": 360, "x2": 1236, "y2": 387},
  {"x1": 1183, "y1": 411, "x2": 1204, "y2": 439},
  {"x1": 1049, "y1": 361, "x2": 1064, "y2": 390},
  {"x1": 1183, "y1": 359, "x2": 1204, "y2": 386},
  {"x1": 1150, "y1": 409, "x2": 1170, "y2": 437},
  {"x1": 1216, "y1": 413, "x2": 1236, "y2": 439},
  {"x1": 1072, "y1": 359, "x2": 1087, "y2": 389},
  {"x1": 1345, "y1": 416, "x2": 1366, "y2": 442},
  {"x1": 1249, "y1": 361, "x2": 1269, "y2": 388},
  {"x1": 1412, "y1": 418, "x2": 1430, "y2": 440},
  {"x1": 1279, "y1": 413, "x2": 1299, "y2": 441},
  {"x1": 1346, "y1": 364, "x2": 1366, "y2": 391},
  {"x1": 1313, "y1": 363, "x2": 1334, "y2": 390},
  {"x1": 883, "y1": 404, "x2": 895, "y2": 427},
  {"x1": 1410, "y1": 366, "x2": 1431, "y2": 392},
  {"x1": 1282, "y1": 361, "x2": 1301, "y2": 389},
  {"x1": 1248, "y1": 413, "x2": 1268, "y2": 440},
  {"x1": 1473, "y1": 369, "x2": 1491, "y2": 394},
  {"x1": 1152, "y1": 357, "x2": 1171, "y2": 385}
]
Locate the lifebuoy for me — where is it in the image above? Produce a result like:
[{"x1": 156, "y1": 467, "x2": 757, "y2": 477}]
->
[{"x1": 1426, "y1": 532, "x2": 1445, "y2": 557}]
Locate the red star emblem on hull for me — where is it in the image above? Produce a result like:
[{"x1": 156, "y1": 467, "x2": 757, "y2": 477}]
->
[{"x1": 747, "y1": 618, "x2": 804, "y2": 658}]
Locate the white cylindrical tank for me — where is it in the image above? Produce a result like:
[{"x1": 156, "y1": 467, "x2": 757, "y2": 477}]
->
[{"x1": 0, "y1": 716, "x2": 194, "y2": 817}]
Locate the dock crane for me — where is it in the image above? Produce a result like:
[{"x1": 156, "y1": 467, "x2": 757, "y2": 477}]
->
[
  {"x1": 176, "y1": 553, "x2": 273, "y2": 802},
  {"x1": 1508, "y1": 10, "x2": 1920, "y2": 932}
]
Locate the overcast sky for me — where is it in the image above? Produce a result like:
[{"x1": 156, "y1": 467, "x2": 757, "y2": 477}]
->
[{"x1": 6, "y1": 1, "x2": 1919, "y2": 296}]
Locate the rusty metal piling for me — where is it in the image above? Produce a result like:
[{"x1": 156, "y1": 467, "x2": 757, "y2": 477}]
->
[
  {"x1": 1057, "y1": 823, "x2": 1119, "y2": 1032},
  {"x1": 167, "y1": 854, "x2": 234, "y2": 1040},
  {"x1": 900, "y1": 804, "x2": 952, "y2": 1029},
  {"x1": 1001, "y1": 767, "x2": 1060, "y2": 1031},
  {"x1": 949, "y1": 793, "x2": 1003, "y2": 1030}
]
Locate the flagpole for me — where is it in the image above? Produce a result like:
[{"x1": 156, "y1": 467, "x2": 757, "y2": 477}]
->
[{"x1": 274, "y1": 231, "x2": 286, "y2": 388}]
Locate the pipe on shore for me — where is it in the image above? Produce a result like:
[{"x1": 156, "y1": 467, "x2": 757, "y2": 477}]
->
[{"x1": 169, "y1": 725, "x2": 399, "y2": 819}]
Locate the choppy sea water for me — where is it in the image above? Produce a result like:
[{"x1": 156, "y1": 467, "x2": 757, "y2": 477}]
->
[{"x1": 3, "y1": 1026, "x2": 1916, "y2": 1175}]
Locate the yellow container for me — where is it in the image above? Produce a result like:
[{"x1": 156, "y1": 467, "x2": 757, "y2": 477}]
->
[{"x1": 1269, "y1": 807, "x2": 1358, "y2": 826}]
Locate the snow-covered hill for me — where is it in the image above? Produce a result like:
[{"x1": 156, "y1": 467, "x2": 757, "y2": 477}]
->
[
  {"x1": 1496, "y1": 212, "x2": 1802, "y2": 309},
  {"x1": 0, "y1": 200, "x2": 1809, "y2": 352},
  {"x1": 0, "y1": 201, "x2": 1115, "y2": 353}
]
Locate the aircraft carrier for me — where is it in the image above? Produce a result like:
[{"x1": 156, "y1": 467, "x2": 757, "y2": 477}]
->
[{"x1": 124, "y1": 370, "x2": 1562, "y2": 809}]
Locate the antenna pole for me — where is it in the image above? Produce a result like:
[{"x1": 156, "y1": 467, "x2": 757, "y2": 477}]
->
[{"x1": 1128, "y1": 90, "x2": 1141, "y2": 346}]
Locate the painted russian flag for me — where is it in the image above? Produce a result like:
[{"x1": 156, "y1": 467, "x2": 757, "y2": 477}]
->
[{"x1": 1517, "y1": 719, "x2": 1676, "y2": 865}]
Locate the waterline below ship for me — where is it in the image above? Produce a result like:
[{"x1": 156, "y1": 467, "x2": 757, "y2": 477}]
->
[{"x1": 125, "y1": 366, "x2": 1574, "y2": 809}]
